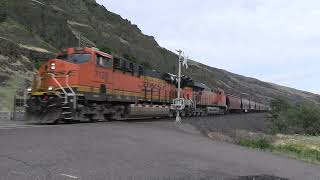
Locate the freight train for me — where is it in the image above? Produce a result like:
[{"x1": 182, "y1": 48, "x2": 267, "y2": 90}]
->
[{"x1": 25, "y1": 47, "x2": 269, "y2": 124}]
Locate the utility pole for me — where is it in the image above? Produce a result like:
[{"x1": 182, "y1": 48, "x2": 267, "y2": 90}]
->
[{"x1": 176, "y1": 50, "x2": 183, "y2": 123}]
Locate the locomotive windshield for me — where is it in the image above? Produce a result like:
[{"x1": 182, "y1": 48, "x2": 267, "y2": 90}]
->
[{"x1": 57, "y1": 53, "x2": 91, "y2": 64}]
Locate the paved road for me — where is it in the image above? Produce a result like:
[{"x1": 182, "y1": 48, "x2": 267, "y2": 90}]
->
[{"x1": 0, "y1": 120, "x2": 319, "y2": 180}]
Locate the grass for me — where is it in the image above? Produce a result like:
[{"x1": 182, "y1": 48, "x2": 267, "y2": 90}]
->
[
  {"x1": 238, "y1": 135, "x2": 320, "y2": 164},
  {"x1": 273, "y1": 144, "x2": 320, "y2": 163},
  {"x1": 238, "y1": 137, "x2": 271, "y2": 150}
]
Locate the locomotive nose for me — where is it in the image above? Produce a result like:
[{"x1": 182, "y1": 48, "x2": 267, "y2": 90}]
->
[
  {"x1": 37, "y1": 59, "x2": 78, "y2": 92},
  {"x1": 46, "y1": 59, "x2": 66, "y2": 72},
  {"x1": 49, "y1": 61, "x2": 56, "y2": 71}
]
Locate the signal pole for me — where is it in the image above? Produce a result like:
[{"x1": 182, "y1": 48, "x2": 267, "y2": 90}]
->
[{"x1": 176, "y1": 50, "x2": 183, "y2": 123}]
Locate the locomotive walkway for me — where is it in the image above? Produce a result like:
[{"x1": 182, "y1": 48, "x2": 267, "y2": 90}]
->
[{"x1": 0, "y1": 116, "x2": 319, "y2": 180}]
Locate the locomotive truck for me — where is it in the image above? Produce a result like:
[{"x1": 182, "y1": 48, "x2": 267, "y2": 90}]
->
[{"x1": 25, "y1": 47, "x2": 269, "y2": 124}]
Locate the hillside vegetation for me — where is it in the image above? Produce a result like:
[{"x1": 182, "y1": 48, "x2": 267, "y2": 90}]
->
[
  {"x1": 270, "y1": 99, "x2": 320, "y2": 136},
  {"x1": 0, "y1": 0, "x2": 319, "y2": 111},
  {"x1": 235, "y1": 99, "x2": 320, "y2": 163}
]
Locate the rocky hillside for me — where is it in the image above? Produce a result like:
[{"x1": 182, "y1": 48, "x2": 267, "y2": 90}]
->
[{"x1": 0, "y1": 0, "x2": 319, "y2": 111}]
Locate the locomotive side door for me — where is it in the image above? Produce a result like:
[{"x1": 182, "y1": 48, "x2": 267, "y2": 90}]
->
[{"x1": 93, "y1": 52, "x2": 113, "y2": 100}]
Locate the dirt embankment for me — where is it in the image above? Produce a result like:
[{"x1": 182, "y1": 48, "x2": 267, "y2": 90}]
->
[{"x1": 184, "y1": 113, "x2": 272, "y2": 142}]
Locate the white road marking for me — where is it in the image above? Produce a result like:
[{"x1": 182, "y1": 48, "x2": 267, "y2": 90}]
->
[
  {"x1": 60, "y1": 173, "x2": 79, "y2": 179},
  {"x1": 0, "y1": 124, "x2": 53, "y2": 130},
  {"x1": 10, "y1": 170, "x2": 29, "y2": 175}
]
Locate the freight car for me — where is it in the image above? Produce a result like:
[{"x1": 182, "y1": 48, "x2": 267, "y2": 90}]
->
[
  {"x1": 249, "y1": 100, "x2": 256, "y2": 112},
  {"x1": 191, "y1": 83, "x2": 227, "y2": 116},
  {"x1": 226, "y1": 95, "x2": 241, "y2": 113},
  {"x1": 25, "y1": 47, "x2": 269, "y2": 124}
]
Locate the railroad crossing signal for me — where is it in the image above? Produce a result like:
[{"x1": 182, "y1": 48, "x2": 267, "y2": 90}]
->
[
  {"x1": 182, "y1": 56, "x2": 189, "y2": 69},
  {"x1": 175, "y1": 50, "x2": 189, "y2": 123}
]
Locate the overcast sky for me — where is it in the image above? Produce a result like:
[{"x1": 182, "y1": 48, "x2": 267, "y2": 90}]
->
[{"x1": 96, "y1": 0, "x2": 320, "y2": 94}]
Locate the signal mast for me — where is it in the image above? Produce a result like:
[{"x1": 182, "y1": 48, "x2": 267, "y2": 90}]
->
[{"x1": 175, "y1": 50, "x2": 189, "y2": 123}]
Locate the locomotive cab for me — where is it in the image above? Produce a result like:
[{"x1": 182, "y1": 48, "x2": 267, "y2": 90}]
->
[
  {"x1": 25, "y1": 47, "x2": 174, "y2": 123},
  {"x1": 26, "y1": 47, "x2": 114, "y2": 123}
]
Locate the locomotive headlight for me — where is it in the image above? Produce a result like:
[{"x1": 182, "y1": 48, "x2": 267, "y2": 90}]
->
[
  {"x1": 48, "y1": 86, "x2": 53, "y2": 91},
  {"x1": 27, "y1": 87, "x2": 32, "y2": 92},
  {"x1": 50, "y1": 63, "x2": 56, "y2": 70}
]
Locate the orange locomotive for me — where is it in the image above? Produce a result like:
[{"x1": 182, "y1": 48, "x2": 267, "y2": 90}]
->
[
  {"x1": 26, "y1": 47, "x2": 180, "y2": 123},
  {"x1": 27, "y1": 47, "x2": 267, "y2": 124}
]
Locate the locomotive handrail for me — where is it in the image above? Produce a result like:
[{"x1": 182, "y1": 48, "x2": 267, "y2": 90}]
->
[
  {"x1": 23, "y1": 90, "x2": 28, "y2": 107},
  {"x1": 35, "y1": 71, "x2": 42, "y2": 90},
  {"x1": 65, "y1": 75, "x2": 77, "y2": 109},
  {"x1": 47, "y1": 73, "x2": 68, "y2": 104}
]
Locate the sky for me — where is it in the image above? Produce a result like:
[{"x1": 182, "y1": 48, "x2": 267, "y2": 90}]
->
[{"x1": 96, "y1": 0, "x2": 320, "y2": 94}]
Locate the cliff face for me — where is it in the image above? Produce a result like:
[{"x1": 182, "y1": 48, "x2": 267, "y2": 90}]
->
[{"x1": 0, "y1": 0, "x2": 319, "y2": 110}]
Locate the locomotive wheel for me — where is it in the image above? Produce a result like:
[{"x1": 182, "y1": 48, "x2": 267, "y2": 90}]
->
[
  {"x1": 53, "y1": 118, "x2": 62, "y2": 125},
  {"x1": 201, "y1": 111, "x2": 207, "y2": 117},
  {"x1": 181, "y1": 111, "x2": 186, "y2": 118},
  {"x1": 65, "y1": 119, "x2": 74, "y2": 124},
  {"x1": 103, "y1": 114, "x2": 112, "y2": 121},
  {"x1": 111, "y1": 105, "x2": 126, "y2": 120},
  {"x1": 84, "y1": 113, "x2": 97, "y2": 122},
  {"x1": 169, "y1": 112, "x2": 174, "y2": 118}
]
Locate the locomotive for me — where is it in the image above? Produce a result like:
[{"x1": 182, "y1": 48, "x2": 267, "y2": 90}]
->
[{"x1": 25, "y1": 47, "x2": 269, "y2": 124}]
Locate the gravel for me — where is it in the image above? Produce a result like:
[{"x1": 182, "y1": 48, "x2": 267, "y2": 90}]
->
[
  {"x1": 183, "y1": 113, "x2": 272, "y2": 138},
  {"x1": 0, "y1": 112, "x2": 11, "y2": 121},
  {"x1": 0, "y1": 112, "x2": 25, "y2": 122}
]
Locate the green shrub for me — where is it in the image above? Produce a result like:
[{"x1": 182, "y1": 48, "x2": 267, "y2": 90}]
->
[
  {"x1": 238, "y1": 138, "x2": 271, "y2": 150},
  {"x1": 140, "y1": 61, "x2": 152, "y2": 69},
  {"x1": 98, "y1": 45, "x2": 113, "y2": 54},
  {"x1": 34, "y1": 61, "x2": 43, "y2": 70},
  {"x1": 0, "y1": 13, "x2": 6, "y2": 23},
  {"x1": 123, "y1": 53, "x2": 152, "y2": 69},
  {"x1": 270, "y1": 99, "x2": 320, "y2": 135},
  {"x1": 123, "y1": 53, "x2": 137, "y2": 62}
]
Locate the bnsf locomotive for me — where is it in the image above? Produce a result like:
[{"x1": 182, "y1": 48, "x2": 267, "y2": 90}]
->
[{"x1": 25, "y1": 47, "x2": 269, "y2": 124}]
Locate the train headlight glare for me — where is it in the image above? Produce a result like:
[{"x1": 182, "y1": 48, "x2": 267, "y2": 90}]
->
[
  {"x1": 48, "y1": 86, "x2": 53, "y2": 91},
  {"x1": 50, "y1": 63, "x2": 56, "y2": 70},
  {"x1": 27, "y1": 87, "x2": 32, "y2": 92}
]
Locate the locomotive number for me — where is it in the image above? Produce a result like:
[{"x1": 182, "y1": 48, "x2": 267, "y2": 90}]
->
[
  {"x1": 95, "y1": 71, "x2": 108, "y2": 80},
  {"x1": 144, "y1": 81, "x2": 165, "y2": 89}
]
